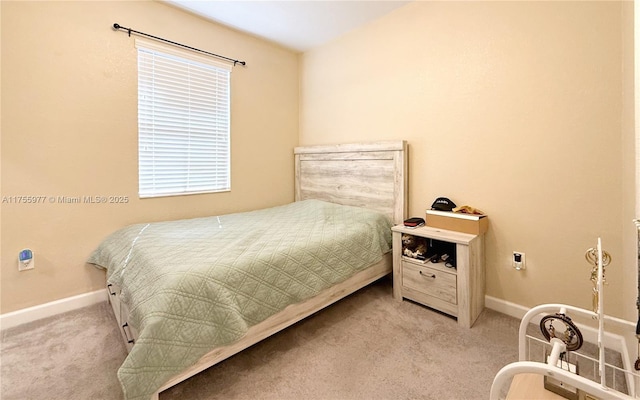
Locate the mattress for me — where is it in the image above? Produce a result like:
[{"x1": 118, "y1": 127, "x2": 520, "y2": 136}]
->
[{"x1": 88, "y1": 199, "x2": 392, "y2": 400}]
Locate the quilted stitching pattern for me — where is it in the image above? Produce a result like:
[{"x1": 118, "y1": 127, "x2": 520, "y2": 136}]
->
[{"x1": 88, "y1": 200, "x2": 392, "y2": 399}]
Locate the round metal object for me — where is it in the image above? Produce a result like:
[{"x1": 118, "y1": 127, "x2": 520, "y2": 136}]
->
[{"x1": 539, "y1": 313, "x2": 583, "y2": 352}]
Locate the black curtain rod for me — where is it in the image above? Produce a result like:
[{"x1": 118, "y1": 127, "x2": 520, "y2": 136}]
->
[{"x1": 112, "y1": 23, "x2": 246, "y2": 66}]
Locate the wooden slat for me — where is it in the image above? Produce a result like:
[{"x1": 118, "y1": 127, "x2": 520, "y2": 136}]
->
[
  {"x1": 294, "y1": 140, "x2": 407, "y2": 225},
  {"x1": 294, "y1": 141, "x2": 405, "y2": 154},
  {"x1": 297, "y1": 151, "x2": 395, "y2": 161}
]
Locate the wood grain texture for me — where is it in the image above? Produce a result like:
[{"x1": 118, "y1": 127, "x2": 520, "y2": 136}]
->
[
  {"x1": 456, "y1": 244, "x2": 471, "y2": 328},
  {"x1": 391, "y1": 225, "x2": 485, "y2": 328},
  {"x1": 402, "y1": 262, "x2": 457, "y2": 304},
  {"x1": 295, "y1": 141, "x2": 407, "y2": 225},
  {"x1": 506, "y1": 374, "x2": 566, "y2": 399},
  {"x1": 468, "y1": 235, "x2": 486, "y2": 327},
  {"x1": 392, "y1": 231, "x2": 404, "y2": 300}
]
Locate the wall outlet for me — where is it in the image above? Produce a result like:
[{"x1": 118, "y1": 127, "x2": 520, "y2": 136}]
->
[
  {"x1": 513, "y1": 252, "x2": 525, "y2": 270},
  {"x1": 18, "y1": 249, "x2": 35, "y2": 271}
]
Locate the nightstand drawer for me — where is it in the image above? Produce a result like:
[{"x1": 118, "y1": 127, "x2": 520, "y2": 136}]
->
[
  {"x1": 402, "y1": 262, "x2": 457, "y2": 305},
  {"x1": 392, "y1": 225, "x2": 485, "y2": 328}
]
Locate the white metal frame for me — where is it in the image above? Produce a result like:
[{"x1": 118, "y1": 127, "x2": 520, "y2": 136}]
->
[{"x1": 490, "y1": 238, "x2": 638, "y2": 400}]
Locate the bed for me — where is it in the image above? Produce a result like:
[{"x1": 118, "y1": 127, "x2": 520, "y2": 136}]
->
[{"x1": 88, "y1": 141, "x2": 407, "y2": 400}]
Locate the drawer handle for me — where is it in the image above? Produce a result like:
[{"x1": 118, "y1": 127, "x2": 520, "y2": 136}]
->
[
  {"x1": 122, "y1": 322, "x2": 135, "y2": 344},
  {"x1": 419, "y1": 271, "x2": 436, "y2": 279},
  {"x1": 107, "y1": 284, "x2": 116, "y2": 296}
]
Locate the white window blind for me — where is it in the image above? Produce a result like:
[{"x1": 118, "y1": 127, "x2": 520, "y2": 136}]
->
[{"x1": 136, "y1": 40, "x2": 231, "y2": 198}]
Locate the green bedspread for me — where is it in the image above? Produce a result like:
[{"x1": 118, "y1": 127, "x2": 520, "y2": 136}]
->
[{"x1": 88, "y1": 199, "x2": 392, "y2": 400}]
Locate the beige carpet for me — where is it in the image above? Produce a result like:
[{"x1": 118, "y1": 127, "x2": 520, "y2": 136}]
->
[{"x1": 1, "y1": 277, "x2": 521, "y2": 400}]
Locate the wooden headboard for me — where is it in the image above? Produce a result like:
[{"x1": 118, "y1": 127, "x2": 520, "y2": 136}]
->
[{"x1": 294, "y1": 141, "x2": 407, "y2": 225}]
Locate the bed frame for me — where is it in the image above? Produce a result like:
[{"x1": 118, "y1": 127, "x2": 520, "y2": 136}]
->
[{"x1": 107, "y1": 140, "x2": 407, "y2": 400}]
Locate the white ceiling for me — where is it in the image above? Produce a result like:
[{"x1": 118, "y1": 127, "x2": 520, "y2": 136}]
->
[{"x1": 165, "y1": 1, "x2": 411, "y2": 52}]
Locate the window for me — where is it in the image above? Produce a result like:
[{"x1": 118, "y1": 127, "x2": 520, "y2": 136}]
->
[{"x1": 136, "y1": 40, "x2": 231, "y2": 198}]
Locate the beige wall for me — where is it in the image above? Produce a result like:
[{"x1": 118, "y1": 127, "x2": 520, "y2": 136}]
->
[
  {"x1": 622, "y1": 0, "x2": 636, "y2": 324},
  {"x1": 2, "y1": 0, "x2": 636, "y2": 321},
  {"x1": 301, "y1": 1, "x2": 635, "y2": 318},
  {"x1": 0, "y1": 1, "x2": 299, "y2": 313}
]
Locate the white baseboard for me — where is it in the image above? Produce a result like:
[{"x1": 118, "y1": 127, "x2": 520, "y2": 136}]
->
[
  {"x1": 0, "y1": 289, "x2": 107, "y2": 331},
  {"x1": 485, "y1": 295, "x2": 633, "y2": 369},
  {"x1": 485, "y1": 295, "x2": 531, "y2": 320}
]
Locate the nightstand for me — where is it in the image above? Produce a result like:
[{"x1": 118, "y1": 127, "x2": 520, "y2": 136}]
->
[{"x1": 391, "y1": 225, "x2": 485, "y2": 328}]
